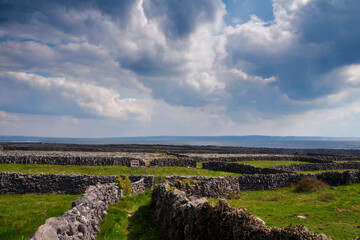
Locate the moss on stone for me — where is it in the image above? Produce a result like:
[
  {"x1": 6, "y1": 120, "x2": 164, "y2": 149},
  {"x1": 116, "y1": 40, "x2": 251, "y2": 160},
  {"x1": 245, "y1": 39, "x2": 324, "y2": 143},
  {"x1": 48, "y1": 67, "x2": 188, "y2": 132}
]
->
[
  {"x1": 116, "y1": 175, "x2": 132, "y2": 196},
  {"x1": 166, "y1": 187, "x2": 175, "y2": 193}
]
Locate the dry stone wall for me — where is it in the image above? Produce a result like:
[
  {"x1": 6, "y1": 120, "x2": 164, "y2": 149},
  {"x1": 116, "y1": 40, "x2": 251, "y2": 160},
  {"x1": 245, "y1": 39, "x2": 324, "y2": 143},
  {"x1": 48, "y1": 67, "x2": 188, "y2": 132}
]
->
[
  {"x1": 166, "y1": 171, "x2": 360, "y2": 196},
  {"x1": 149, "y1": 158, "x2": 197, "y2": 167},
  {"x1": 128, "y1": 175, "x2": 154, "y2": 189},
  {"x1": 0, "y1": 172, "x2": 154, "y2": 194},
  {"x1": 237, "y1": 173, "x2": 309, "y2": 191},
  {"x1": 0, "y1": 154, "x2": 145, "y2": 166},
  {"x1": 188, "y1": 155, "x2": 334, "y2": 163},
  {"x1": 269, "y1": 162, "x2": 360, "y2": 172},
  {"x1": 31, "y1": 183, "x2": 121, "y2": 240},
  {"x1": 203, "y1": 161, "x2": 360, "y2": 176},
  {"x1": 131, "y1": 177, "x2": 146, "y2": 195},
  {"x1": 165, "y1": 176, "x2": 240, "y2": 198},
  {"x1": 152, "y1": 183, "x2": 330, "y2": 240},
  {"x1": 316, "y1": 170, "x2": 360, "y2": 186}
]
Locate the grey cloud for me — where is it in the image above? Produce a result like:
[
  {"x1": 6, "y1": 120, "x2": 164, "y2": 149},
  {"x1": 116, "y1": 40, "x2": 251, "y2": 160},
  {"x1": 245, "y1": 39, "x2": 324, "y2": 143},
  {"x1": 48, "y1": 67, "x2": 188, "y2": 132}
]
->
[
  {"x1": 1, "y1": 0, "x2": 360, "y2": 129},
  {"x1": 224, "y1": 0, "x2": 360, "y2": 104},
  {"x1": 143, "y1": 0, "x2": 224, "y2": 39},
  {"x1": 298, "y1": 0, "x2": 360, "y2": 71},
  {"x1": 0, "y1": 76, "x2": 92, "y2": 118}
]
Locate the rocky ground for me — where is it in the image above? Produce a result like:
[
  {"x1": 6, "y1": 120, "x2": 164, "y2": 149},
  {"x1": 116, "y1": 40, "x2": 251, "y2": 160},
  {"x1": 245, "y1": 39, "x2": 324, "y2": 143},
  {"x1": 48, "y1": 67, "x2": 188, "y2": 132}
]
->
[
  {"x1": 2, "y1": 142, "x2": 360, "y2": 155},
  {"x1": 0, "y1": 150, "x2": 177, "y2": 165}
]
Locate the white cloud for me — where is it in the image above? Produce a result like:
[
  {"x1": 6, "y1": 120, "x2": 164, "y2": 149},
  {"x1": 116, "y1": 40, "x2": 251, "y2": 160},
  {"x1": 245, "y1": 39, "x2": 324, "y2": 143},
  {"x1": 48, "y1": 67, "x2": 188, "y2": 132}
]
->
[
  {"x1": 185, "y1": 72, "x2": 225, "y2": 95},
  {"x1": 3, "y1": 71, "x2": 152, "y2": 121},
  {"x1": 0, "y1": 111, "x2": 19, "y2": 128},
  {"x1": 1, "y1": 0, "x2": 360, "y2": 137},
  {"x1": 333, "y1": 64, "x2": 360, "y2": 86},
  {"x1": 225, "y1": 15, "x2": 295, "y2": 56},
  {"x1": 230, "y1": 68, "x2": 276, "y2": 84},
  {"x1": 59, "y1": 116, "x2": 79, "y2": 125}
]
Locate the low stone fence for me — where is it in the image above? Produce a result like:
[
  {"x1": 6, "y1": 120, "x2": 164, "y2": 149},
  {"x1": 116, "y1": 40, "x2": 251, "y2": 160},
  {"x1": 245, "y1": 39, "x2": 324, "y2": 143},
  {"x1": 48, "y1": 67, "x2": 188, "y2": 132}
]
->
[
  {"x1": 127, "y1": 175, "x2": 154, "y2": 190},
  {"x1": 166, "y1": 171, "x2": 360, "y2": 196},
  {"x1": 149, "y1": 158, "x2": 197, "y2": 167},
  {"x1": 0, "y1": 172, "x2": 154, "y2": 194},
  {"x1": 190, "y1": 155, "x2": 334, "y2": 163},
  {"x1": 31, "y1": 183, "x2": 122, "y2": 240},
  {"x1": 237, "y1": 173, "x2": 308, "y2": 191},
  {"x1": 269, "y1": 162, "x2": 360, "y2": 172},
  {"x1": 152, "y1": 183, "x2": 330, "y2": 240},
  {"x1": 131, "y1": 177, "x2": 146, "y2": 195},
  {"x1": 202, "y1": 161, "x2": 288, "y2": 174},
  {"x1": 165, "y1": 176, "x2": 240, "y2": 198},
  {"x1": 0, "y1": 155, "x2": 145, "y2": 166},
  {"x1": 316, "y1": 170, "x2": 360, "y2": 186},
  {"x1": 236, "y1": 171, "x2": 359, "y2": 190}
]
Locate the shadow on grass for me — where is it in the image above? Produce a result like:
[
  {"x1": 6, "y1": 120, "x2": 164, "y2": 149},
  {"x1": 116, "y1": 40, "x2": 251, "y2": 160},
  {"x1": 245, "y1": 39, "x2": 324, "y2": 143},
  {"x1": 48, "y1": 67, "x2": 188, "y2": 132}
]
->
[
  {"x1": 97, "y1": 190, "x2": 167, "y2": 240},
  {"x1": 127, "y1": 203, "x2": 168, "y2": 240}
]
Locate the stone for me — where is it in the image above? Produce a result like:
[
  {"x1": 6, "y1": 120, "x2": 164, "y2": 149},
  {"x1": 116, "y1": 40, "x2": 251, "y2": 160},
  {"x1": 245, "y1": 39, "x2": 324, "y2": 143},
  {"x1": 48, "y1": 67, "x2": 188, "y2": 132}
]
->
[
  {"x1": 152, "y1": 183, "x2": 331, "y2": 240},
  {"x1": 32, "y1": 224, "x2": 58, "y2": 240}
]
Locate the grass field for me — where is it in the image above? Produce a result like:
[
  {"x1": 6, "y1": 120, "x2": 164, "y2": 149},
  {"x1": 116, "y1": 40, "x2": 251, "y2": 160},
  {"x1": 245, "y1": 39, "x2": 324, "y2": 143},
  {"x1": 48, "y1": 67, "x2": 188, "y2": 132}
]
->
[
  {"x1": 234, "y1": 160, "x2": 311, "y2": 167},
  {"x1": 1, "y1": 159, "x2": 359, "y2": 239},
  {"x1": 97, "y1": 190, "x2": 166, "y2": 240},
  {"x1": 0, "y1": 163, "x2": 241, "y2": 177},
  {"x1": 209, "y1": 183, "x2": 360, "y2": 240},
  {"x1": 0, "y1": 194, "x2": 79, "y2": 240},
  {"x1": 1, "y1": 177, "x2": 360, "y2": 239}
]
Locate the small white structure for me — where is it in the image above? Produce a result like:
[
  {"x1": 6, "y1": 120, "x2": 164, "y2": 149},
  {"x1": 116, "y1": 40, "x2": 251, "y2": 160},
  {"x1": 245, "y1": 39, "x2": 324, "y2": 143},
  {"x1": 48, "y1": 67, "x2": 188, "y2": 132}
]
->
[{"x1": 130, "y1": 160, "x2": 140, "y2": 167}]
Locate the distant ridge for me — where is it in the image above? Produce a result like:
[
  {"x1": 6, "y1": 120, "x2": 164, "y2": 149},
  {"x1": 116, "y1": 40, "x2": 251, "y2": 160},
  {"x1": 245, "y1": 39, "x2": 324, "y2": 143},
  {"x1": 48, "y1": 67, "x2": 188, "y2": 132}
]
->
[{"x1": 1, "y1": 135, "x2": 360, "y2": 143}]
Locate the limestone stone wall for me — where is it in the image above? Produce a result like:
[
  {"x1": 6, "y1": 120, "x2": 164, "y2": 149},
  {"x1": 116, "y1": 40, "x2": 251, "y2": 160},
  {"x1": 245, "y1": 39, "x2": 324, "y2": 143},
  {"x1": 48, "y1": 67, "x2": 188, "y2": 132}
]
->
[
  {"x1": 165, "y1": 176, "x2": 240, "y2": 198},
  {"x1": 316, "y1": 170, "x2": 360, "y2": 186},
  {"x1": 0, "y1": 172, "x2": 154, "y2": 194},
  {"x1": 166, "y1": 171, "x2": 360, "y2": 196},
  {"x1": 0, "y1": 154, "x2": 145, "y2": 166},
  {"x1": 149, "y1": 158, "x2": 197, "y2": 167},
  {"x1": 131, "y1": 177, "x2": 146, "y2": 195},
  {"x1": 269, "y1": 162, "x2": 360, "y2": 172},
  {"x1": 237, "y1": 173, "x2": 310, "y2": 191},
  {"x1": 152, "y1": 183, "x2": 330, "y2": 240},
  {"x1": 31, "y1": 183, "x2": 121, "y2": 240},
  {"x1": 191, "y1": 155, "x2": 334, "y2": 163}
]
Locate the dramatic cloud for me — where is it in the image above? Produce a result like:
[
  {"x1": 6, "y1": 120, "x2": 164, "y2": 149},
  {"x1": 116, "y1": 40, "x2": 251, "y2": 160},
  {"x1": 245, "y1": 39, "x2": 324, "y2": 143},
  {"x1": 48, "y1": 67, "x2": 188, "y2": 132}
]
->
[
  {"x1": 1, "y1": 71, "x2": 152, "y2": 121},
  {"x1": 0, "y1": 0, "x2": 360, "y2": 137}
]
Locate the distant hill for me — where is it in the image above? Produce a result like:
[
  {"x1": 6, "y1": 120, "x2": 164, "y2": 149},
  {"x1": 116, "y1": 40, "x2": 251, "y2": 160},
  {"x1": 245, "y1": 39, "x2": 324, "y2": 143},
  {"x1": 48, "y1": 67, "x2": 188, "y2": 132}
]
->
[{"x1": 0, "y1": 135, "x2": 359, "y2": 143}]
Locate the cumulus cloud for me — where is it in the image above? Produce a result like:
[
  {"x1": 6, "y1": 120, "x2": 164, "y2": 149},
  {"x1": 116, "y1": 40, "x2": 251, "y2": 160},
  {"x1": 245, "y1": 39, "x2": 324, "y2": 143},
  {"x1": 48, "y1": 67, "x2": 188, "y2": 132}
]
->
[
  {"x1": 185, "y1": 72, "x2": 225, "y2": 94},
  {"x1": 0, "y1": 0, "x2": 360, "y2": 137},
  {"x1": 329, "y1": 64, "x2": 360, "y2": 87},
  {"x1": 230, "y1": 68, "x2": 276, "y2": 84},
  {"x1": 2, "y1": 71, "x2": 152, "y2": 121}
]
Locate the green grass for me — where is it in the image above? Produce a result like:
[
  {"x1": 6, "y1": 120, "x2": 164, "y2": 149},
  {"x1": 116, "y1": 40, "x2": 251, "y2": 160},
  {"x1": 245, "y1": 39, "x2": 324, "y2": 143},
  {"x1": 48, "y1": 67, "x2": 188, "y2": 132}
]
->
[
  {"x1": 0, "y1": 163, "x2": 241, "y2": 177},
  {"x1": 98, "y1": 190, "x2": 167, "y2": 240},
  {"x1": 0, "y1": 194, "x2": 79, "y2": 240},
  {"x1": 233, "y1": 160, "x2": 312, "y2": 168},
  {"x1": 209, "y1": 184, "x2": 360, "y2": 240}
]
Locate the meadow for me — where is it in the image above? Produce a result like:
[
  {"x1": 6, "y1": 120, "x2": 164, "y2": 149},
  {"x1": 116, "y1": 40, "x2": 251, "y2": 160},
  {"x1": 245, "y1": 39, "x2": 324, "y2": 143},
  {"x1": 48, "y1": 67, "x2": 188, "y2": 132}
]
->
[
  {"x1": 0, "y1": 158, "x2": 359, "y2": 239},
  {"x1": 0, "y1": 194, "x2": 79, "y2": 239},
  {"x1": 0, "y1": 163, "x2": 241, "y2": 177},
  {"x1": 233, "y1": 160, "x2": 312, "y2": 167},
  {"x1": 209, "y1": 183, "x2": 360, "y2": 240}
]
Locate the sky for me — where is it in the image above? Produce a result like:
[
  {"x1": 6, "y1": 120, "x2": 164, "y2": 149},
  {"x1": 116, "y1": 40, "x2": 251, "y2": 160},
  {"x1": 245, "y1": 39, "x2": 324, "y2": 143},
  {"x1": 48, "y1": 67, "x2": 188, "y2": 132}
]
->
[{"x1": 1, "y1": 0, "x2": 360, "y2": 138}]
